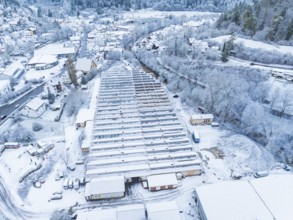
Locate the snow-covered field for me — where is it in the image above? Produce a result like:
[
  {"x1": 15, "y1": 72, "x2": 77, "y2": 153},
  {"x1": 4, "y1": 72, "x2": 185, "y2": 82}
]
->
[
  {"x1": 210, "y1": 35, "x2": 293, "y2": 55},
  {"x1": 122, "y1": 9, "x2": 218, "y2": 19}
]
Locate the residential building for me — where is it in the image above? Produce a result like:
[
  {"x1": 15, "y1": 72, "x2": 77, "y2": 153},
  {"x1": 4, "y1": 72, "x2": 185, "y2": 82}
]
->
[
  {"x1": 75, "y1": 58, "x2": 97, "y2": 74},
  {"x1": 21, "y1": 97, "x2": 47, "y2": 118}
]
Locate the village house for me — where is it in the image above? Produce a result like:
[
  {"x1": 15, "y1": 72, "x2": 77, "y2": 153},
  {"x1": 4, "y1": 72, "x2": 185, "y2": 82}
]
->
[
  {"x1": 75, "y1": 58, "x2": 97, "y2": 74},
  {"x1": 21, "y1": 97, "x2": 47, "y2": 118}
]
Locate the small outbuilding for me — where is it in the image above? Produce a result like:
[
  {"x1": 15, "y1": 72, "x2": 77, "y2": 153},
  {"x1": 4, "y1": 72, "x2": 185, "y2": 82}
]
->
[
  {"x1": 85, "y1": 175, "x2": 125, "y2": 201},
  {"x1": 190, "y1": 114, "x2": 214, "y2": 125},
  {"x1": 4, "y1": 142, "x2": 20, "y2": 149},
  {"x1": 146, "y1": 201, "x2": 181, "y2": 220},
  {"x1": 147, "y1": 173, "x2": 178, "y2": 191}
]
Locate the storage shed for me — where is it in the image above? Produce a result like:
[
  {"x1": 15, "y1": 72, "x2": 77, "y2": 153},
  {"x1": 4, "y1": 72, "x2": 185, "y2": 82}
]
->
[
  {"x1": 190, "y1": 114, "x2": 214, "y2": 125},
  {"x1": 85, "y1": 176, "x2": 125, "y2": 201},
  {"x1": 76, "y1": 108, "x2": 95, "y2": 128},
  {"x1": 147, "y1": 173, "x2": 178, "y2": 191},
  {"x1": 4, "y1": 142, "x2": 20, "y2": 149}
]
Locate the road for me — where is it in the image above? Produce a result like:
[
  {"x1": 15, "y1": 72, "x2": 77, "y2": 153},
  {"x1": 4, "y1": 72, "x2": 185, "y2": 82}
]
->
[
  {"x1": 0, "y1": 177, "x2": 51, "y2": 220},
  {"x1": 0, "y1": 83, "x2": 46, "y2": 125}
]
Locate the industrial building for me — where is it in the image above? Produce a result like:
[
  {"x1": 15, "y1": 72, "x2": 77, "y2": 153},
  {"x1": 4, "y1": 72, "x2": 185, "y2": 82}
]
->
[
  {"x1": 194, "y1": 174, "x2": 293, "y2": 220},
  {"x1": 190, "y1": 114, "x2": 214, "y2": 125},
  {"x1": 86, "y1": 68, "x2": 202, "y2": 185}
]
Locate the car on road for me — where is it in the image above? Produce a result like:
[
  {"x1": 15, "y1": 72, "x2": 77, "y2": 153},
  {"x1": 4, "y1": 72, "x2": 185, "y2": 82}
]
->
[
  {"x1": 15, "y1": 104, "x2": 20, "y2": 108},
  {"x1": 254, "y1": 171, "x2": 269, "y2": 178},
  {"x1": 0, "y1": 115, "x2": 7, "y2": 120},
  {"x1": 173, "y1": 94, "x2": 179, "y2": 98},
  {"x1": 51, "y1": 194, "x2": 62, "y2": 200}
]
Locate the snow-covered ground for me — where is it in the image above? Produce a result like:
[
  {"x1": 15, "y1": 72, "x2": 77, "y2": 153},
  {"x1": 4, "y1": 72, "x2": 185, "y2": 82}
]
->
[
  {"x1": 122, "y1": 9, "x2": 218, "y2": 20},
  {"x1": 210, "y1": 35, "x2": 293, "y2": 55}
]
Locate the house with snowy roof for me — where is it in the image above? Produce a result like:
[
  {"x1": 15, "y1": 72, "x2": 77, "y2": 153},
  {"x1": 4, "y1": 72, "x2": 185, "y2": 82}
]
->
[
  {"x1": 75, "y1": 58, "x2": 97, "y2": 74},
  {"x1": 21, "y1": 97, "x2": 47, "y2": 118}
]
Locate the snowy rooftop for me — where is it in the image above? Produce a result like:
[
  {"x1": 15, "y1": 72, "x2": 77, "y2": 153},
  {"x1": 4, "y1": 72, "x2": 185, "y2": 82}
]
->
[
  {"x1": 75, "y1": 58, "x2": 94, "y2": 73},
  {"x1": 76, "y1": 108, "x2": 95, "y2": 124},
  {"x1": 147, "y1": 173, "x2": 178, "y2": 188},
  {"x1": 191, "y1": 114, "x2": 214, "y2": 120},
  {"x1": 34, "y1": 44, "x2": 75, "y2": 56},
  {"x1": 146, "y1": 201, "x2": 181, "y2": 220},
  {"x1": 195, "y1": 174, "x2": 293, "y2": 220},
  {"x1": 28, "y1": 55, "x2": 58, "y2": 65},
  {"x1": 77, "y1": 209, "x2": 117, "y2": 220},
  {"x1": 2, "y1": 61, "x2": 24, "y2": 77},
  {"x1": 85, "y1": 175, "x2": 125, "y2": 197},
  {"x1": 0, "y1": 79, "x2": 10, "y2": 91},
  {"x1": 25, "y1": 97, "x2": 46, "y2": 111}
]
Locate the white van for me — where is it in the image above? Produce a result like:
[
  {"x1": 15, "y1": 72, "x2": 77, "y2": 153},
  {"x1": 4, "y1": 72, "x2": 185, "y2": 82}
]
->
[
  {"x1": 68, "y1": 179, "x2": 73, "y2": 189},
  {"x1": 63, "y1": 178, "x2": 69, "y2": 189}
]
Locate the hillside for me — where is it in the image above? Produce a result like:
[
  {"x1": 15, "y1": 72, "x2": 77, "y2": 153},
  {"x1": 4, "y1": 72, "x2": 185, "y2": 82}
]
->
[
  {"x1": 216, "y1": 0, "x2": 293, "y2": 43},
  {"x1": 14, "y1": 0, "x2": 252, "y2": 12}
]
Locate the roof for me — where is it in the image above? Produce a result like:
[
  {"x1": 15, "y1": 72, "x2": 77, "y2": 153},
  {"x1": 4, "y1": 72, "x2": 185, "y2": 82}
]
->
[
  {"x1": 195, "y1": 174, "x2": 293, "y2": 220},
  {"x1": 77, "y1": 209, "x2": 117, "y2": 220},
  {"x1": 28, "y1": 55, "x2": 58, "y2": 65},
  {"x1": 191, "y1": 114, "x2": 214, "y2": 120},
  {"x1": 25, "y1": 97, "x2": 46, "y2": 111},
  {"x1": 147, "y1": 173, "x2": 178, "y2": 188},
  {"x1": 146, "y1": 201, "x2": 181, "y2": 220},
  {"x1": 76, "y1": 108, "x2": 95, "y2": 124},
  {"x1": 117, "y1": 204, "x2": 145, "y2": 220},
  {"x1": 85, "y1": 176, "x2": 125, "y2": 197},
  {"x1": 34, "y1": 44, "x2": 75, "y2": 56},
  {"x1": 2, "y1": 61, "x2": 24, "y2": 78},
  {"x1": 75, "y1": 58, "x2": 94, "y2": 73},
  {"x1": 0, "y1": 79, "x2": 10, "y2": 91}
]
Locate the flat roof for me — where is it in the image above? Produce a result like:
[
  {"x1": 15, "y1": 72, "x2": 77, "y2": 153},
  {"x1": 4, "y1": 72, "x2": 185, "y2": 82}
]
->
[
  {"x1": 28, "y1": 55, "x2": 58, "y2": 65},
  {"x1": 195, "y1": 174, "x2": 293, "y2": 220},
  {"x1": 147, "y1": 173, "x2": 178, "y2": 188},
  {"x1": 76, "y1": 108, "x2": 95, "y2": 124},
  {"x1": 85, "y1": 175, "x2": 125, "y2": 197},
  {"x1": 25, "y1": 97, "x2": 46, "y2": 111},
  {"x1": 191, "y1": 114, "x2": 214, "y2": 120},
  {"x1": 34, "y1": 44, "x2": 75, "y2": 56},
  {"x1": 77, "y1": 209, "x2": 117, "y2": 220},
  {"x1": 146, "y1": 201, "x2": 181, "y2": 220}
]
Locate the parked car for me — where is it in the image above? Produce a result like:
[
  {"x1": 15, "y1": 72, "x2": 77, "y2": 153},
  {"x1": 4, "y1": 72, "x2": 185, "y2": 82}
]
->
[
  {"x1": 63, "y1": 178, "x2": 69, "y2": 189},
  {"x1": 284, "y1": 165, "x2": 291, "y2": 171},
  {"x1": 68, "y1": 164, "x2": 76, "y2": 171},
  {"x1": 232, "y1": 172, "x2": 243, "y2": 180},
  {"x1": 74, "y1": 179, "x2": 80, "y2": 190},
  {"x1": 53, "y1": 191, "x2": 62, "y2": 195},
  {"x1": 0, "y1": 115, "x2": 7, "y2": 120},
  {"x1": 173, "y1": 94, "x2": 179, "y2": 98},
  {"x1": 68, "y1": 179, "x2": 73, "y2": 189},
  {"x1": 39, "y1": 177, "x2": 45, "y2": 184},
  {"x1": 58, "y1": 171, "x2": 64, "y2": 178},
  {"x1": 51, "y1": 194, "x2": 62, "y2": 200},
  {"x1": 80, "y1": 177, "x2": 86, "y2": 186},
  {"x1": 254, "y1": 171, "x2": 269, "y2": 178}
]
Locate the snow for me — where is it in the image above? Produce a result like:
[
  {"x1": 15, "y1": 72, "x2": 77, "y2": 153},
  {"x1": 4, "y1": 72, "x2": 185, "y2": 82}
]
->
[
  {"x1": 123, "y1": 9, "x2": 218, "y2": 19},
  {"x1": 75, "y1": 108, "x2": 95, "y2": 124},
  {"x1": 0, "y1": 79, "x2": 10, "y2": 92},
  {"x1": 77, "y1": 208, "x2": 117, "y2": 220},
  {"x1": 75, "y1": 58, "x2": 93, "y2": 73},
  {"x1": 146, "y1": 201, "x2": 181, "y2": 220},
  {"x1": 85, "y1": 176, "x2": 125, "y2": 197},
  {"x1": 34, "y1": 43, "x2": 75, "y2": 56},
  {"x1": 147, "y1": 173, "x2": 178, "y2": 188},
  {"x1": 190, "y1": 114, "x2": 214, "y2": 120},
  {"x1": 28, "y1": 55, "x2": 58, "y2": 65},
  {"x1": 210, "y1": 35, "x2": 293, "y2": 55},
  {"x1": 195, "y1": 179, "x2": 275, "y2": 220},
  {"x1": 250, "y1": 174, "x2": 293, "y2": 220}
]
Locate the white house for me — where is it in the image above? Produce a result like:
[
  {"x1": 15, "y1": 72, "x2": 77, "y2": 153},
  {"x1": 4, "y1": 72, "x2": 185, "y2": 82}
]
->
[
  {"x1": 21, "y1": 97, "x2": 47, "y2": 118},
  {"x1": 85, "y1": 175, "x2": 125, "y2": 201},
  {"x1": 75, "y1": 58, "x2": 97, "y2": 74},
  {"x1": 190, "y1": 114, "x2": 214, "y2": 125},
  {"x1": 147, "y1": 173, "x2": 178, "y2": 191},
  {"x1": 0, "y1": 80, "x2": 11, "y2": 96},
  {"x1": 28, "y1": 55, "x2": 58, "y2": 70}
]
